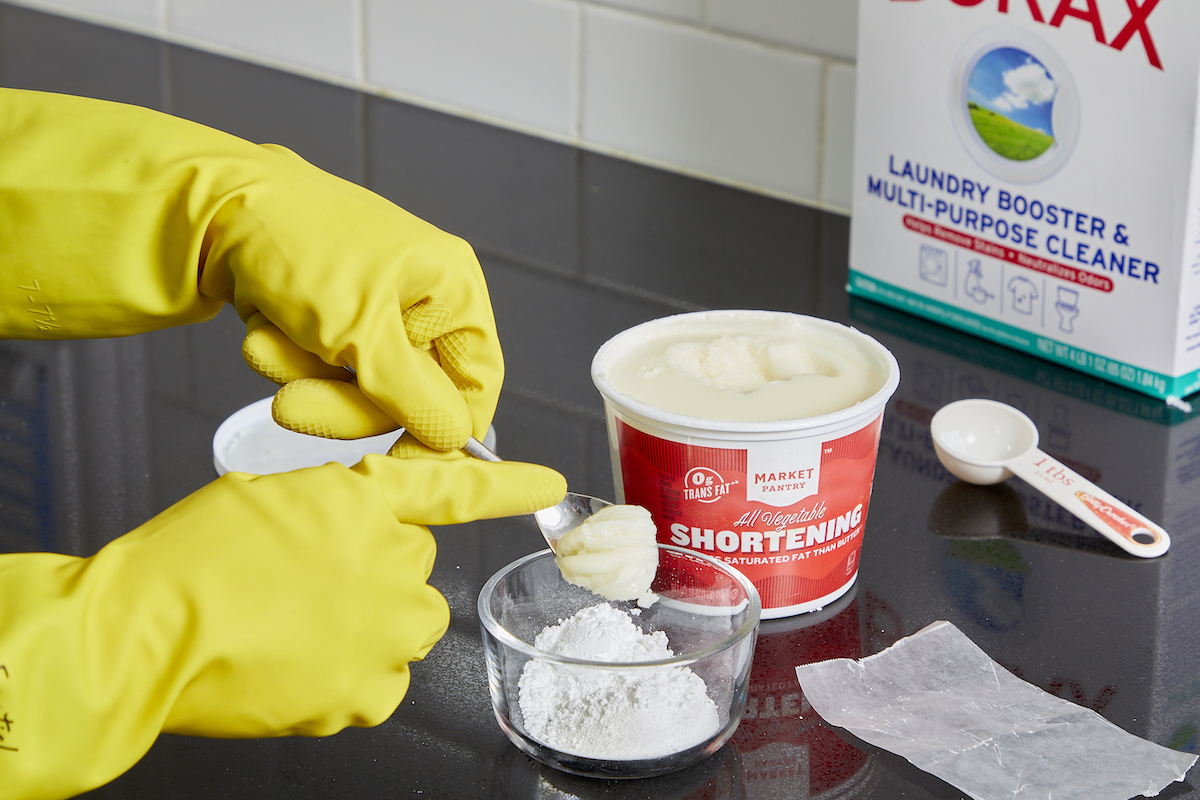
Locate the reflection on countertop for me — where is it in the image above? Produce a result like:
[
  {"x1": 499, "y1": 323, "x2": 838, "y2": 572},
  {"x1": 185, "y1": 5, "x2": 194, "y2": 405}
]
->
[{"x1": 1, "y1": 3, "x2": 1198, "y2": 799}]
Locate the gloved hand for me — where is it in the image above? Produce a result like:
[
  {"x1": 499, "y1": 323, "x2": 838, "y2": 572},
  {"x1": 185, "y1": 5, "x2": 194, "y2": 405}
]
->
[
  {"x1": 0, "y1": 454, "x2": 566, "y2": 800},
  {"x1": 0, "y1": 88, "x2": 498, "y2": 450}
]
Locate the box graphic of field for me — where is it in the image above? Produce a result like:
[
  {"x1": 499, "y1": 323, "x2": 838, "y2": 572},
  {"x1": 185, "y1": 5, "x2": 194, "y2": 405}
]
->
[{"x1": 966, "y1": 47, "x2": 1056, "y2": 162}]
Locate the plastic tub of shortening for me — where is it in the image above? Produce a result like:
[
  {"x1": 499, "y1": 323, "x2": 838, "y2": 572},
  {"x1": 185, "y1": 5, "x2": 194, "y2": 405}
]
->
[{"x1": 592, "y1": 310, "x2": 900, "y2": 618}]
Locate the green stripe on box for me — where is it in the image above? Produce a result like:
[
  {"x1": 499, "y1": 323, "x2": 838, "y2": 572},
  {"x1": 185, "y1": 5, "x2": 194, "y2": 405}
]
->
[{"x1": 847, "y1": 270, "x2": 1200, "y2": 404}]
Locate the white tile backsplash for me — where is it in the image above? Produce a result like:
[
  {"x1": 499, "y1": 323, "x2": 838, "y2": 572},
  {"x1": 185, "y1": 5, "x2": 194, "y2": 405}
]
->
[
  {"x1": 4, "y1": 0, "x2": 860, "y2": 212},
  {"x1": 708, "y1": 0, "x2": 857, "y2": 61},
  {"x1": 583, "y1": 6, "x2": 822, "y2": 201},
  {"x1": 9, "y1": 0, "x2": 159, "y2": 28},
  {"x1": 588, "y1": 0, "x2": 703, "y2": 25},
  {"x1": 365, "y1": 0, "x2": 579, "y2": 138},
  {"x1": 822, "y1": 61, "x2": 856, "y2": 212},
  {"x1": 170, "y1": 0, "x2": 358, "y2": 80}
]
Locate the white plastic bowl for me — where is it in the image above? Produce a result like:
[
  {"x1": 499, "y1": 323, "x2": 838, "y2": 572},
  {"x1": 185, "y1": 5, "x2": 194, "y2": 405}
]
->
[{"x1": 213, "y1": 396, "x2": 496, "y2": 475}]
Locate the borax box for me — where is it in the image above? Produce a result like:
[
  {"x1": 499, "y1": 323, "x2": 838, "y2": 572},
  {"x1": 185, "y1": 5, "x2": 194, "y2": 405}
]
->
[{"x1": 848, "y1": 0, "x2": 1200, "y2": 401}]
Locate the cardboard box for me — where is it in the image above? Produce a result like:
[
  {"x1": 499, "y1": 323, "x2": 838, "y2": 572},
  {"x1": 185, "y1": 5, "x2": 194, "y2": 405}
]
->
[{"x1": 848, "y1": 0, "x2": 1200, "y2": 401}]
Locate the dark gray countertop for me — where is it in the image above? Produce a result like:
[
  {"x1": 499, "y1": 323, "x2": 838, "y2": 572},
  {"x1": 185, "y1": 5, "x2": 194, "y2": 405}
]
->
[{"x1": 3, "y1": 4, "x2": 1199, "y2": 798}]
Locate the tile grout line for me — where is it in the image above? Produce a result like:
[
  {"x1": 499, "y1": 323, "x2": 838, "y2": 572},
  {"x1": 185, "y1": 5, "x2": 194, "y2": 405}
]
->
[
  {"x1": 354, "y1": 0, "x2": 367, "y2": 86},
  {"x1": 158, "y1": 0, "x2": 172, "y2": 113},
  {"x1": 574, "y1": 2, "x2": 585, "y2": 143},
  {"x1": 578, "y1": 0, "x2": 853, "y2": 62},
  {"x1": 816, "y1": 57, "x2": 830, "y2": 208}
]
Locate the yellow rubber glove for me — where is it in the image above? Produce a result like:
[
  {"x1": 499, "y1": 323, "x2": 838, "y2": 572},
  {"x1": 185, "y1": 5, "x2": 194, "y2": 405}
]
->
[
  {"x1": 0, "y1": 88, "x2": 498, "y2": 450},
  {"x1": 0, "y1": 454, "x2": 566, "y2": 800}
]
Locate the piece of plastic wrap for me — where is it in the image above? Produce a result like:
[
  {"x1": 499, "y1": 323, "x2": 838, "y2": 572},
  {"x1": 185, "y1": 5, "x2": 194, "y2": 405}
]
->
[{"x1": 795, "y1": 621, "x2": 1196, "y2": 800}]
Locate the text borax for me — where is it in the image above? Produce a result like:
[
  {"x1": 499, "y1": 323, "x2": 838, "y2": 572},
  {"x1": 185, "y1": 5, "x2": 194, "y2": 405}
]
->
[
  {"x1": 669, "y1": 503, "x2": 864, "y2": 554},
  {"x1": 892, "y1": 0, "x2": 1163, "y2": 69}
]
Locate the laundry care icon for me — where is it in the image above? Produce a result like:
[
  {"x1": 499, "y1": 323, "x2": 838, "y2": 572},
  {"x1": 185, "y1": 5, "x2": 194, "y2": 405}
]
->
[
  {"x1": 920, "y1": 244, "x2": 949, "y2": 287},
  {"x1": 1056, "y1": 287, "x2": 1080, "y2": 333},
  {"x1": 964, "y1": 259, "x2": 994, "y2": 304},
  {"x1": 1006, "y1": 275, "x2": 1038, "y2": 315}
]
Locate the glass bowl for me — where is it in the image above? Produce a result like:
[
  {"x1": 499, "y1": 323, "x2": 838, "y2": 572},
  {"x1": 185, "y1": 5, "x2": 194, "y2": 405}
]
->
[{"x1": 478, "y1": 544, "x2": 761, "y2": 779}]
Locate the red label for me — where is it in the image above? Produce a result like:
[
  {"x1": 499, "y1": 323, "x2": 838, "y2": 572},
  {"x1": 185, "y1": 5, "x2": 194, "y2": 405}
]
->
[
  {"x1": 616, "y1": 415, "x2": 884, "y2": 613},
  {"x1": 1076, "y1": 491, "x2": 1151, "y2": 542}
]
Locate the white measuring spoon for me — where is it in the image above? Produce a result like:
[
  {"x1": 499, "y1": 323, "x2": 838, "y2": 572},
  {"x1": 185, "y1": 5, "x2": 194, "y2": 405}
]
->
[{"x1": 929, "y1": 398, "x2": 1169, "y2": 558}]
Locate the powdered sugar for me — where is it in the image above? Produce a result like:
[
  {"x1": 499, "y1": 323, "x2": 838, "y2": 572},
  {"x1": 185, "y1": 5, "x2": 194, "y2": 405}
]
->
[{"x1": 517, "y1": 603, "x2": 721, "y2": 760}]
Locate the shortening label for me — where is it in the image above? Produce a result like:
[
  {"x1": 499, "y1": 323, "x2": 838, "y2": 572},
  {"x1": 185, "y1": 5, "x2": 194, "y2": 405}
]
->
[{"x1": 615, "y1": 415, "x2": 884, "y2": 613}]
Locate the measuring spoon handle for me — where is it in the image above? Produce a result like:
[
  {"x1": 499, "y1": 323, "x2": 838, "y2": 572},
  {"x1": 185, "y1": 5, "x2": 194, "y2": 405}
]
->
[{"x1": 1006, "y1": 448, "x2": 1170, "y2": 558}]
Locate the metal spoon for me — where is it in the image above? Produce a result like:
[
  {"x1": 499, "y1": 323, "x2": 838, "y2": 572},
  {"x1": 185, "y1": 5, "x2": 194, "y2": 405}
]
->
[
  {"x1": 929, "y1": 398, "x2": 1169, "y2": 558},
  {"x1": 462, "y1": 437, "x2": 611, "y2": 551}
]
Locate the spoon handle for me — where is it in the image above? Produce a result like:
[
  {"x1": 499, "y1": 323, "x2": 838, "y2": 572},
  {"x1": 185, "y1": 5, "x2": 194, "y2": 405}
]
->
[
  {"x1": 463, "y1": 437, "x2": 502, "y2": 463},
  {"x1": 1006, "y1": 448, "x2": 1170, "y2": 558},
  {"x1": 461, "y1": 437, "x2": 611, "y2": 551}
]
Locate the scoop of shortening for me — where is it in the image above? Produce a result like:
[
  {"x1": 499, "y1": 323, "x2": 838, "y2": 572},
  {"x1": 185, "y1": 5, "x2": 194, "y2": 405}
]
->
[{"x1": 555, "y1": 505, "x2": 659, "y2": 604}]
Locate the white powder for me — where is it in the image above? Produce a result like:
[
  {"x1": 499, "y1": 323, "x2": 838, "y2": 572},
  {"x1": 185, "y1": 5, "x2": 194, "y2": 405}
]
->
[{"x1": 517, "y1": 603, "x2": 721, "y2": 760}]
